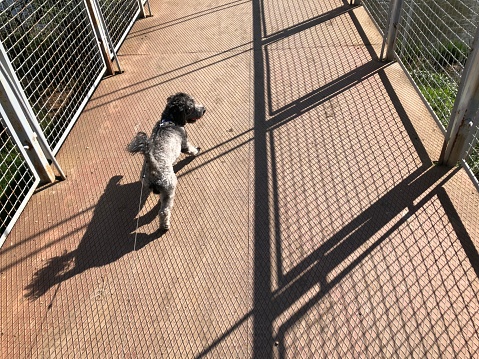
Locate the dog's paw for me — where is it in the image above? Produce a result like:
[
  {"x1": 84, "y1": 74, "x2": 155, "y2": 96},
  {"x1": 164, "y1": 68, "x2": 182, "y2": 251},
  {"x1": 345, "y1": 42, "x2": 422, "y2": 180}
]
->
[
  {"x1": 182, "y1": 147, "x2": 201, "y2": 156},
  {"x1": 187, "y1": 147, "x2": 201, "y2": 156}
]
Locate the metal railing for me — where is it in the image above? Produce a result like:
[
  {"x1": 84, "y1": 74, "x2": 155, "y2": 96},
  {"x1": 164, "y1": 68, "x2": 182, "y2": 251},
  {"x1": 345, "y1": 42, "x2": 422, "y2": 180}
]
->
[
  {"x1": 0, "y1": 109, "x2": 39, "y2": 247},
  {"x1": 97, "y1": 0, "x2": 141, "y2": 52},
  {"x1": 395, "y1": 0, "x2": 477, "y2": 129},
  {"x1": 361, "y1": 0, "x2": 479, "y2": 186},
  {"x1": 0, "y1": 0, "x2": 150, "y2": 245},
  {"x1": 360, "y1": 0, "x2": 390, "y2": 33},
  {"x1": 0, "y1": 0, "x2": 106, "y2": 152}
]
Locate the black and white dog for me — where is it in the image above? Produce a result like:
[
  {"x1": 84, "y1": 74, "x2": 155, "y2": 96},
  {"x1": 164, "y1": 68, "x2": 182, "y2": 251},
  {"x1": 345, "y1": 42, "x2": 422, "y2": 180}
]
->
[{"x1": 127, "y1": 92, "x2": 206, "y2": 230}]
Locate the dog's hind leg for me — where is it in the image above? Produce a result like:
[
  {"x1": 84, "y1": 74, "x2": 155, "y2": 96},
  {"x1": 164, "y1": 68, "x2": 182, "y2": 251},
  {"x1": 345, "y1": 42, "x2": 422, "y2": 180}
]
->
[{"x1": 159, "y1": 187, "x2": 176, "y2": 230}]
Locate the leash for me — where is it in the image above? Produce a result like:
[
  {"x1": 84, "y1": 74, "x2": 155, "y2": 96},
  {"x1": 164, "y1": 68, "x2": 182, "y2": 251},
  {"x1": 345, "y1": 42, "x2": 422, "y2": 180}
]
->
[
  {"x1": 133, "y1": 171, "x2": 146, "y2": 251},
  {"x1": 125, "y1": 170, "x2": 146, "y2": 356}
]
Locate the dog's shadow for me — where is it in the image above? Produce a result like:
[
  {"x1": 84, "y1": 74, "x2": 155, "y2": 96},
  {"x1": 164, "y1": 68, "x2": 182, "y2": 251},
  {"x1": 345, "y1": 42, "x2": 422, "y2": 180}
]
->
[
  {"x1": 25, "y1": 156, "x2": 198, "y2": 300},
  {"x1": 24, "y1": 173, "x2": 162, "y2": 300},
  {"x1": 25, "y1": 155, "x2": 198, "y2": 300}
]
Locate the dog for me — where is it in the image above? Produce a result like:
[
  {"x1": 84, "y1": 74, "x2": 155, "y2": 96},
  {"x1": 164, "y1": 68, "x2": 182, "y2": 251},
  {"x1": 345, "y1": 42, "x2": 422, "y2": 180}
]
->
[{"x1": 127, "y1": 92, "x2": 206, "y2": 230}]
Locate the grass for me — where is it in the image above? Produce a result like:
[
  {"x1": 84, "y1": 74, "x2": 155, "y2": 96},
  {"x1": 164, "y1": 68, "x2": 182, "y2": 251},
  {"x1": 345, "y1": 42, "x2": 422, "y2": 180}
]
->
[
  {"x1": 410, "y1": 69, "x2": 458, "y2": 128},
  {"x1": 396, "y1": 38, "x2": 479, "y2": 180}
]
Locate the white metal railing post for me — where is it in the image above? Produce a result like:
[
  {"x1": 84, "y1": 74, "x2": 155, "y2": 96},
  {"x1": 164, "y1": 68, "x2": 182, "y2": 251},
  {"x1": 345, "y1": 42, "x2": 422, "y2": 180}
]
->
[
  {"x1": 84, "y1": 0, "x2": 122, "y2": 74},
  {"x1": 145, "y1": 0, "x2": 152, "y2": 17},
  {"x1": 138, "y1": 1, "x2": 152, "y2": 19},
  {"x1": 380, "y1": 0, "x2": 405, "y2": 61},
  {"x1": 138, "y1": 0, "x2": 146, "y2": 18},
  {"x1": 0, "y1": 105, "x2": 40, "y2": 247},
  {"x1": 440, "y1": 25, "x2": 479, "y2": 167},
  {"x1": 0, "y1": 62, "x2": 56, "y2": 184},
  {"x1": 95, "y1": 0, "x2": 122, "y2": 73},
  {"x1": 0, "y1": 41, "x2": 65, "y2": 182}
]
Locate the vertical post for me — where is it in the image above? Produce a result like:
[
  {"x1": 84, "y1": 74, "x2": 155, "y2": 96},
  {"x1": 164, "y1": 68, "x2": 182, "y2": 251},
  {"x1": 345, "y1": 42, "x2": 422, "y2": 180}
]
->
[
  {"x1": 0, "y1": 41, "x2": 65, "y2": 181},
  {"x1": 137, "y1": 0, "x2": 152, "y2": 19},
  {"x1": 0, "y1": 65, "x2": 55, "y2": 184},
  {"x1": 440, "y1": 25, "x2": 479, "y2": 166},
  {"x1": 401, "y1": 0, "x2": 416, "y2": 47},
  {"x1": 380, "y1": 0, "x2": 405, "y2": 61},
  {"x1": 145, "y1": 0, "x2": 152, "y2": 17},
  {"x1": 91, "y1": 0, "x2": 122, "y2": 73},
  {"x1": 138, "y1": 0, "x2": 146, "y2": 18},
  {"x1": 84, "y1": 0, "x2": 115, "y2": 75}
]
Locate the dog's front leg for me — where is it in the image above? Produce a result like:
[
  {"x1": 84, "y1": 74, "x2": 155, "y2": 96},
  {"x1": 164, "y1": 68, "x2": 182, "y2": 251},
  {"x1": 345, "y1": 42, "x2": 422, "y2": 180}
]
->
[{"x1": 181, "y1": 141, "x2": 200, "y2": 156}]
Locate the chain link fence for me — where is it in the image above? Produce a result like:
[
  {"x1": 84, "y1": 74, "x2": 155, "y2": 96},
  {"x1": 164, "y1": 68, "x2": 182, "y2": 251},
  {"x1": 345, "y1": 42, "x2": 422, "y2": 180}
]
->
[
  {"x1": 362, "y1": 0, "x2": 479, "y2": 185},
  {"x1": 0, "y1": 0, "x2": 146, "y2": 244},
  {"x1": 362, "y1": 0, "x2": 478, "y2": 129},
  {"x1": 0, "y1": 111, "x2": 38, "y2": 246},
  {"x1": 97, "y1": 0, "x2": 140, "y2": 52},
  {"x1": 360, "y1": 0, "x2": 390, "y2": 33},
  {"x1": 0, "y1": 0, "x2": 106, "y2": 153},
  {"x1": 395, "y1": 0, "x2": 478, "y2": 129}
]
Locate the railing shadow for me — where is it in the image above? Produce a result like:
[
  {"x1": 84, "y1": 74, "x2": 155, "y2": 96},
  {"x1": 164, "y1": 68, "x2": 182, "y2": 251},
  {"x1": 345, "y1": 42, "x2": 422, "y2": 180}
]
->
[
  {"x1": 128, "y1": 0, "x2": 250, "y2": 39},
  {"x1": 199, "y1": 0, "x2": 479, "y2": 357},
  {"x1": 252, "y1": 1, "x2": 479, "y2": 357}
]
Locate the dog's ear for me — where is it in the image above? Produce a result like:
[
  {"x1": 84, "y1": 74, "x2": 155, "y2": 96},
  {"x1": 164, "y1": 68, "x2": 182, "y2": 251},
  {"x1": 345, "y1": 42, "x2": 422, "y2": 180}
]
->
[
  {"x1": 170, "y1": 105, "x2": 187, "y2": 126},
  {"x1": 165, "y1": 93, "x2": 195, "y2": 126}
]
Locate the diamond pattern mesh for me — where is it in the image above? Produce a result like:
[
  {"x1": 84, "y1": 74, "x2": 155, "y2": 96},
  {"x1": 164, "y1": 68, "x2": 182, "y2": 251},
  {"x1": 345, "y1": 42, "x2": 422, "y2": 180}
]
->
[
  {"x1": 0, "y1": 113, "x2": 36, "y2": 244},
  {"x1": 97, "y1": 0, "x2": 140, "y2": 51},
  {"x1": 2, "y1": 1, "x2": 479, "y2": 358},
  {"x1": 0, "y1": 0, "x2": 105, "y2": 152}
]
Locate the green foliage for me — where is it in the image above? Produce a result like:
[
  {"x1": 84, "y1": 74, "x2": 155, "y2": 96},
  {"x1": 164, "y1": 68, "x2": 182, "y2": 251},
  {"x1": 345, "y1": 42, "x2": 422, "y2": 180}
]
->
[
  {"x1": 410, "y1": 70, "x2": 458, "y2": 128},
  {"x1": 0, "y1": 149, "x2": 23, "y2": 194},
  {"x1": 0, "y1": 0, "x2": 96, "y2": 139},
  {"x1": 434, "y1": 40, "x2": 469, "y2": 68},
  {"x1": 0, "y1": 146, "x2": 29, "y2": 235},
  {"x1": 396, "y1": 35, "x2": 479, "y2": 177},
  {"x1": 465, "y1": 142, "x2": 479, "y2": 178},
  {"x1": 405, "y1": 39, "x2": 479, "y2": 179}
]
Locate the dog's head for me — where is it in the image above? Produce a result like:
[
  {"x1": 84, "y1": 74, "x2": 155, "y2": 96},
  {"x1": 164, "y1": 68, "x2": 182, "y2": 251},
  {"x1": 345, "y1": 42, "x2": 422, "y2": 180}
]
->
[{"x1": 161, "y1": 92, "x2": 206, "y2": 126}]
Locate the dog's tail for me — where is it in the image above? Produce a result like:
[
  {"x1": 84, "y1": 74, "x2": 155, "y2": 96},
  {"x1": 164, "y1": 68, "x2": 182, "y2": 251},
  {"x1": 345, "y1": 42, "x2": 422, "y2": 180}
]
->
[{"x1": 127, "y1": 132, "x2": 149, "y2": 154}]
